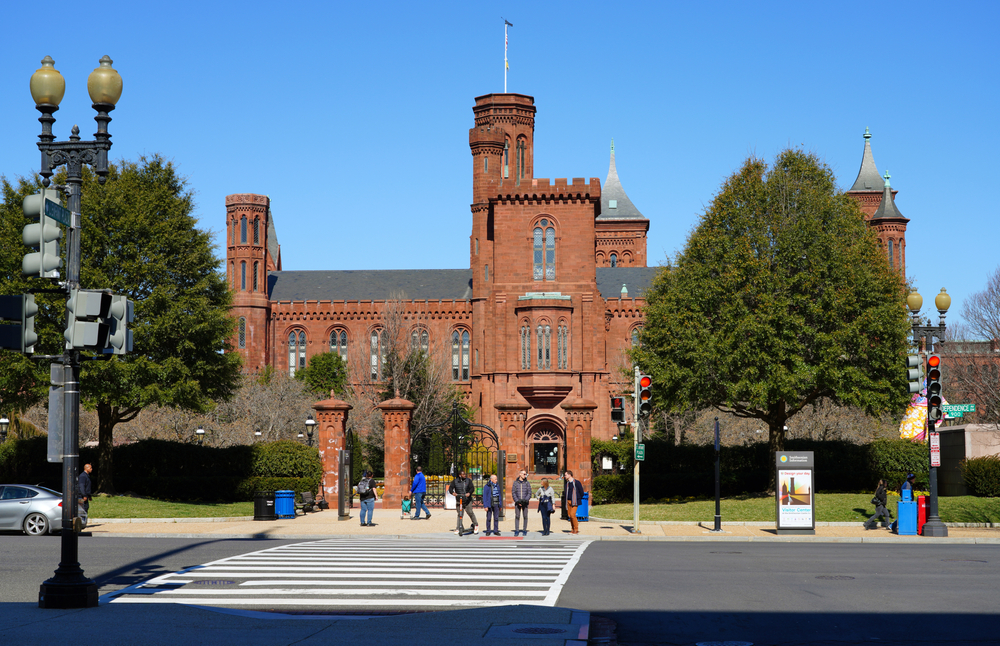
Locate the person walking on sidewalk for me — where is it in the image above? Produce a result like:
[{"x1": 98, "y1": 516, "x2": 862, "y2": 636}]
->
[
  {"x1": 511, "y1": 470, "x2": 532, "y2": 536},
  {"x1": 536, "y1": 478, "x2": 556, "y2": 536},
  {"x1": 864, "y1": 479, "x2": 893, "y2": 530},
  {"x1": 563, "y1": 470, "x2": 584, "y2": 534},
  {"x1": 449, "y1": 470, "x2": 478, "y2": 535},
  {"x1": 483, "y1": 474, "x2": 502, "y2": 535},
  {"x1": 411, "y1": 466, "x2": 431, "y2": 520},
  {"x1": 357, "y1": 470, "x2": 378, "y2": 527}
]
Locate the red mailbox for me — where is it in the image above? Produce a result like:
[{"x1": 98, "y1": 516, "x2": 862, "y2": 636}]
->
[{"x1": 917, "y1": 495, "x2": 928, "y2": 535}]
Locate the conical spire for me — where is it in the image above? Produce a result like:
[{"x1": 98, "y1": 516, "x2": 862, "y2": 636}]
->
[
  {"x1": 872, "y1": 171, "x2": 907, "y2": 220},
  {"x1": 850, "y1": 127, "x2": 884, "y2": 191},
  {"x1": 598, "y1": 140, "x2": 645, "y2": 220}
]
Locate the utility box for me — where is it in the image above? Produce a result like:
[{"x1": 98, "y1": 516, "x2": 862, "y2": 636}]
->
[
  {"x1": 917, "y1": 495, "x2": 928, "y2": 535},
  {"x1": 897, "y1": 499, "x2": 917, "y2": 536}
]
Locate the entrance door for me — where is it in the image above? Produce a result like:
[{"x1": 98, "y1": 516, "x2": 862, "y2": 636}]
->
[{"x1": 528, "y1": 426, "x2": 564, "y2": 475}]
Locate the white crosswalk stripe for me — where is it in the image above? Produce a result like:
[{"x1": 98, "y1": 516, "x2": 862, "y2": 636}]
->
[{"x1": 104, "y1": 538, "x2": 591, "y2": 610}]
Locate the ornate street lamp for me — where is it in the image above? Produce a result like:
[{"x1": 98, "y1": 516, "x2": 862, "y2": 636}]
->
[
  {"x1": 34, "y1": 55, "x2": 122, "y2": 610},
  {"x1": 195, "y1": 425, "x2": 205, "y2": 446},
  {"x1": 0, "y1": 415, "x2": 9, "y2": 443},
  {"x1": 305, "y1": 414, "x2": 316, "y2": 447}
]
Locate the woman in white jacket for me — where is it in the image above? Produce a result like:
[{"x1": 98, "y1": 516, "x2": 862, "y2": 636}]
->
[{"x1": 536, "y1": 478, "x2": 556, "y2": 536}]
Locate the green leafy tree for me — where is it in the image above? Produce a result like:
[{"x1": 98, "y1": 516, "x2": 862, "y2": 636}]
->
[
  {"x1": 295, "y1": 351, "x2": 347, "y2": 398},
  {"x1": 0, "y1": 156, "x2": 242, "y2": 493},
  {"x1": 632, "y1": 150, "x2": 910, "y2": 486}
]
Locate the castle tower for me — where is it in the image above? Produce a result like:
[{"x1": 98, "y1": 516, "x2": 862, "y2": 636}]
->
[
  {"x1": 226, "y1": 193, "x2": 279, "y2": 371},
  {"x1": 870, "y1": 172, "x2": 909, "y2": 274},
  {"x1": 595, "y1": 140, "x2": 649, "y2": 267},
  {"x1": 846, "y1": 128, "x2": 896, "y2": 218}
]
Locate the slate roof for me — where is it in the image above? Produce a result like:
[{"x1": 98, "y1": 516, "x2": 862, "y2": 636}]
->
[
  {"x1": 597, "y1": 141, "x2": 646, "y2": 220},
  {"x1": 268, "y1": 269, "x2": 473, "y2": 302},
  {"x1": 596, "y1": 266, "x2": 661, "y2": 299},
  {"x1": 849, "y1": 128, "x2": 884, "y2": 192},
  {"x1": 872, "y1": 174, "x2": 907, "y2": 221}
]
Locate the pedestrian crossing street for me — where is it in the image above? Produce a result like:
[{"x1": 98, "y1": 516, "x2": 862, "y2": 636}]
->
[{"x1": 104, "y1": 537, "x2": 592, "y2": 610}]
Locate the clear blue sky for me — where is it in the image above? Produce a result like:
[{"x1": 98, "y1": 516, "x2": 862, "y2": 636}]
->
[{"x1": 2, "y1": 1, "x2": 997, "y2": 329}]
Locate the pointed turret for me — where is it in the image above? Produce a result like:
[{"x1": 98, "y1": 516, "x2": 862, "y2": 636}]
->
[
  {"x1": 598, "y1": 139, "x2": 645, "y2": 220},
  {"x1": 850, "y1": 127, "x2": 884, "y2": 191},
  {"x1": 594, "y1": 140, "x2": 650, "y2": 268},
  {"x1": 868, "y1": 171, "x2": 909, "y2": 275},
  {"x1": 872, "y1": 172, "x2": 907, "y2": 221}
]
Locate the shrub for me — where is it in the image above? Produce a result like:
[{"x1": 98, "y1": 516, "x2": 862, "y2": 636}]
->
[
  {"x1": 867, "y1": 438, "x2": 928, "y2": 490},
  {"x1": 960, "y1": 455, "x2": 1000, "y2": 497}
]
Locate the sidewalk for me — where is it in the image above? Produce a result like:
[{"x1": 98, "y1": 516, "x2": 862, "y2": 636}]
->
[{"x1": 84, "y1": 507, "x2": 1000, "y2": 543}]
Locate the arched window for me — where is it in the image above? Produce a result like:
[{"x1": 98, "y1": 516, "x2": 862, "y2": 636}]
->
[
  {"x1": 452, "y1": 330, "x2": 470, "y2": 380},
  {"x1": 330, "y1": 329, "x2": 348, "y2": 361},
  {"x1": 888, "y1": 240, "x2": 894, "y2": 268},
  {"x1": 504, "y1": 138, "x2": 510, "y2": 178},
  {"x1": 631, "y1": 326, "x2": 642, "y2": 347},
  {"x1": 536, "y1": 323, "x2": 551, "y2": 369},
  {"x1": 240, "y1": 261, "x2": 246, "y2": 291},
  {"x1": 557, "y1": 323, "x2": 568, "y2": 369},
  {"x1": 288, "y1": 331, "x2": 306, "y2": 377},
  {"x1": 370, "y1": 329, "x2": 385, "y2": 381},
  {"x1": 411, "y1": 328, "x2": 429, "y2": 353},
  {"x1": 520, "y1": 323, "x2": 531, "y2": 370},
  {"x1": 253, "y1": 218, "x2": 260, "y2": 244},
  {"x1": 240, "y1": 215, "x2": 247, "y2": 244},
  {"x1": 517, "y1": 137, "x2": 526, "y2": 181},
  {"x1": 238, "y1": 317, "x2": 246, "y2": 349},
  {"x1": 485, "y1": 264, "x2": 489, "y2": 282},
  {"x1": 610, "y1": 253, "x2": 618, "y2": 267},
  {"x1": 252, "y1": 261, "x2": 259, "y2": 292},
  {"x1": 484, "y1": 155, "x2": 488, "y2": 173},
  {"x1": 533, "y1": 220, "x2": 556, "y2": 281}
]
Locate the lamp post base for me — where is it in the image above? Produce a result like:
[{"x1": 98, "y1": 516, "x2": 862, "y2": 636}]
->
[
  {"x1": 39, "y1": 580, "x2": 98, "y2": 609},
  {"x1": 922, "y1": 519, "x2": 948, "y2": 537}
]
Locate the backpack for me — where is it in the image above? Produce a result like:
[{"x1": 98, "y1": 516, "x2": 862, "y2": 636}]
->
[{"x1": 357, "y1": 479, "x2": 370, "y2": 495}]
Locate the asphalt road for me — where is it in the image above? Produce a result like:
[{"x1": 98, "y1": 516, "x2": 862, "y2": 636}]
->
[{"x1": 561, "y1": 541, "x2": 1000, "y2": 645}]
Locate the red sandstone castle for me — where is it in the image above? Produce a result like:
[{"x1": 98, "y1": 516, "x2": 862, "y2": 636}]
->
[{"x1": 225, "y1": 93, "x2": 908, "y2": 494}]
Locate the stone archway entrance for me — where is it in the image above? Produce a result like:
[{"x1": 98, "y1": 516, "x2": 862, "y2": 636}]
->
[{"x1": 527, "y1": 425, "x2": 565, "y2": 475}]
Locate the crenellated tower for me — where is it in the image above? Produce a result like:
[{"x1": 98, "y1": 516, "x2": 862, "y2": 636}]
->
[{"x1": 594, "y1": 140, "x2": 649, "y2": 267}]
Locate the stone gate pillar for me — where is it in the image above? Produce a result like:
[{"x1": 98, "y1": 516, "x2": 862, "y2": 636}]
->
[
  {"x1": 378, "y1": 397, "x2": 415, "y2": 510},
  {"x1": 496, "y1": 401, "x2": 529, "y2": 507},
  {"x1": 313, "y1": 397, "x2": 351, "y2": 506},
  {"x1": 561, "y1": 397, "x2": 598, "y2": 491}
]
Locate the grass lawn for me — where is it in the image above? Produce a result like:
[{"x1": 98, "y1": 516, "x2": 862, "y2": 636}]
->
[
  {"x1": 89, "y1": 496, "x2": 254, "y2": 518},
  {"x1": 591, "y1": 494, "x2": 1000, "y2": 524}
]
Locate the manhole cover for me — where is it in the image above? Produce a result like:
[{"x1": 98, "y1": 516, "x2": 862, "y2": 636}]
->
[
  {"x1": 513, "y1": 627, "x2": 567, "y2": 635},
  {"x1": 815, "y1": 575, "x2": 855, "y2": 580},
  {"x1": 191, "y1": 580, "x2": 236, "y2": 586}
]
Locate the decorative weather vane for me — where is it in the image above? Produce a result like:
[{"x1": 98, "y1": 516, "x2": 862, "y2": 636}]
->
[{"x1": 503, "y1": 18, "x2": 513, "y2": 92}]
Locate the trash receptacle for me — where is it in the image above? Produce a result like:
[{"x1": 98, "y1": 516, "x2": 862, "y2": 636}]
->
[
  {"x1": 897, "y1": 499, "x2": 917, "y2": 535},
  {"x1": 275, "y1": 490, "x2": 296, "y2": 519},
  {"x1": 576, "y1": 492, "x2": 590, "y2": 522},
  {"x1": 917, "y1": 495, "x2": 928, "y2": 535},
  {"x1": 253, "y1": 491, "x2": 276, "y2": 521}
]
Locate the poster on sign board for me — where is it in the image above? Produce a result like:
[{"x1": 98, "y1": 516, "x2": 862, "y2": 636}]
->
[{"x1": 775, "y1": 451, "x2": 815, "y2": 533}]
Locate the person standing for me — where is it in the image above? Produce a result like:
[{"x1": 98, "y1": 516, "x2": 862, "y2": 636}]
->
[
  {"x1": 511, "y1": 470, "x2": 532, "y2": 536},
  {"x1": 78, "y1": 463, "x2": 93, "y2": 514},
  {"x1": 411, "y1": 466, "x2": 431, "y2": 520},
  {"x1": 901, "y1": 473, "x2": 916, "y2": 498},
  {"x1": 482, "y1": 474, "x2": 502, "y2": 535},
  {"x1": 563, "y1": 470, "x2": 584, "y2": 534},
  {"x1": 864, "y1": 479, "x2": 893, "y2": 530},
  {"x1": 448, "y1": 470, "x2": 478, "y2": 535},
  {"x1": 536, "y1": 478, "x2": 556, "y2": 536},
  {"x1": 357, "y1": 470, "x2": 378, "y2": 527}
]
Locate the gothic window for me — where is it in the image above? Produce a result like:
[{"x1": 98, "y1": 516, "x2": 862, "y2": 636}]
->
[
  {"x1": 520, "y1": 324, "x2": 531, "y2": 370},
  {"x1": 240, "y1": 215, "x2": 247, "y2": 244},
  {"x1": 253, "y1": 261, "x2": 259, "y2": 292},
  {"x1": 485, "y1": 264, "x2": 489, "y2": 282},
  {"x1": 238, "y1": 317, "x2": 246, "y2": 349},
  {"x1": 484, "y1": 156, "x2": 488, "y2": 173},
  {"x1": 610, "y1": 253, "x2": 618, "y2": 267},
  {"x1": 504, "y1": 138, "x2": 510, "y2": 178},
  {"x1": 288, "y1": 331, "x2": 306, "y2": 377},
  {"x1": 330, "y1": 329, "x2": 348, "y2": 361},
  {"x1": 370, "y1": 329, "x2": 385, "y2": 381},
  {"x1": 888, "y1": 240, "x2": 894, "y2": 268},
  {"x1": 253, "y1": 218, "x2": 260, "y2": 244},
  {"x1": 533, "y1": 220, "x2": 556, "y2": 281},
  {"x1": 631, "y1": 326, "x2": 642, "y2": 347},
  {"x1": 557, "y1": 323, "x2": 568, "y2": 369},
  {"x1": 536, "y1": 324, "x2": 551, "y2": 369},
  {"x1": 517, "y1": 138, "x2": 526, "y2": 181},
  {"x1": 452, "y1": 329, "x2": 470, "y2": 380},
  {"x1": 240, "y1": 261, "x2": 246, "y2": 291},
  {"x1": 411, "y1": 328, "x2": 429, "y2": 353}
]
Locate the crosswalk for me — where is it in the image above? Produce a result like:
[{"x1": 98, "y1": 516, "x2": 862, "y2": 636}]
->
[{"x1": 103, "y1": 537, "x2": 591, "y2": 610}]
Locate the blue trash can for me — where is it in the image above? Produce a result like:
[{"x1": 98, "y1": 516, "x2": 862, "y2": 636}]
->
[
  {"x1": 896, "y1": 499, "x2": 917, "y2": 535},
  {"x1": 576, "y1": 492, "x2": 590, "y2": 522},
  {"x1": 275, "y1": 490, "x2": 296, "y2": 519}
]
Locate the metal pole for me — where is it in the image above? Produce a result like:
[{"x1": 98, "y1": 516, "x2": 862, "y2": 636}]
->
[
  {"x1": 337, "y1": 449, "x2": 351, "y2": 521},
  {"x1": 712, "y1": 417, "x2": 722, "y2": 532},
  {"x1": 633, "y1": 365, "x2": 640, "y2": 534}
]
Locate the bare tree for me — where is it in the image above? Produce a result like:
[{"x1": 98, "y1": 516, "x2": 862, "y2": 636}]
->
[{"x1": 941, "y1": 299, "x2": 1000, "y2": 426}]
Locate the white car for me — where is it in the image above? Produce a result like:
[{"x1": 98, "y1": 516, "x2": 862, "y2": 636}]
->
[{"x1": 0, "y1": 485, "x2": 68, "y2": 536}]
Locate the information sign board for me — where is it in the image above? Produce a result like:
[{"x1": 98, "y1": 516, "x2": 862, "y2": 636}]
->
[
  {"x1": 635, "y1": 443, "x2": 645, "y2": 461},
  {"x1": 775, "y1": 451, "x2": 815, "y2": 534}
]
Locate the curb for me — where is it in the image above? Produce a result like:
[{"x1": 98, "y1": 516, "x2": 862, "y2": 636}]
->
[{"x1": 587, "y1": 516, "x2": 999, "y2": 528}]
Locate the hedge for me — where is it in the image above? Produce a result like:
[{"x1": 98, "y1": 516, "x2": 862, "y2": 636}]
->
[{"x1": 960, "y1": 455, "x2": 1000, "y2": 497}]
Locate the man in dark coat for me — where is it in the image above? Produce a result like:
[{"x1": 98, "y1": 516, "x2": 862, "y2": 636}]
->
[
  {"x1": 563, "y1": 470, "x2": 584, "y2": 534},
  {"x1": 79, "y1": 463, "x2": 93, "y2": 513},
  {"x1": 448, "y1": 470, "x2": 478, "y2": 535},
  {"x1": 511, "y1": 469, "x2": 532, "y2": 536}
]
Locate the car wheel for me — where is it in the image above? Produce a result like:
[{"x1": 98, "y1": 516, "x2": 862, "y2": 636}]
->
[{"x1": 23, "y1": 513, "x2": 49, "y2": 536}]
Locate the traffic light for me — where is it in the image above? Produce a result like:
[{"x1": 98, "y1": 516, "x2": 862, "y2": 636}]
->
[
  {"x1": 0, "y1": 294, "x2": 38, "y2": 353},
  {"x1": 906, "y1": 354, "x2": 924, "y2": 393},
  {"x1": 926, "y1": 354, "x2": 943, "y2": 423},
  {"x1": 610, "y1": 396, "x2": 625, "y2": 422},
  {"x1": 105, "y1": 294, "x2": 134, "y2": 354},
  {"x1": 22, "y1": 189, "x2": 63, "y2": 279},
  {"x1": 65, "y1": 289, "x2": 111, "y2": 350},
  {"x1": 638, "y1": 374, "x2": 653, "y2": 416}
]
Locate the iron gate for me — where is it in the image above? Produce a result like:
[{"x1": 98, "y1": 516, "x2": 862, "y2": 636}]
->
[{"x1": 411, "y1": 402, "x2": 500, "y2": 508}]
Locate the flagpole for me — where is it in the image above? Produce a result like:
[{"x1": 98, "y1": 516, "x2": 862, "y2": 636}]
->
[{"x1": 503, "y1": 18, "x2": 512, "y2": 92}]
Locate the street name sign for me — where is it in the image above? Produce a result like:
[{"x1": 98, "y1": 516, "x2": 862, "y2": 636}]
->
[
  {"x1": 942, "y1": 404, "x2": 976, "y2": 413},
  {"x1": 44, "y1": 199, "x2": 71, "y2": 226},
  {"x1": 635, "y1": 443, "x2": 645, "y2": 461}
]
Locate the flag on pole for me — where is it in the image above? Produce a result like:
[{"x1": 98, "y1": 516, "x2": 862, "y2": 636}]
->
[{"x1": 504, "y1": 18, "x2": 513, "y2": 89}]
